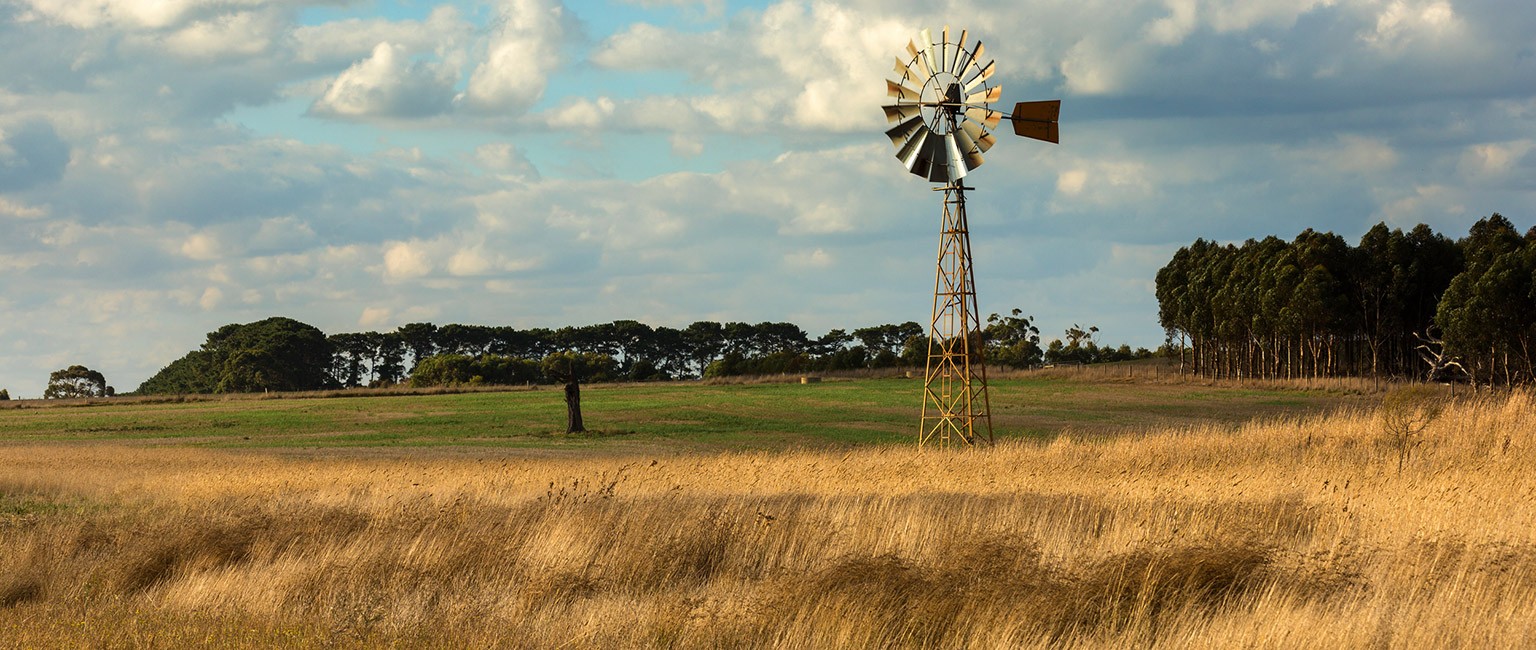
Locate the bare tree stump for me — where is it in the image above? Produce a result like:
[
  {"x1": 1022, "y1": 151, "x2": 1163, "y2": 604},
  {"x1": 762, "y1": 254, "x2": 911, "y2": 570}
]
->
[{"x1": 564, "y1": 381, "x2": 585, "y2": 433}]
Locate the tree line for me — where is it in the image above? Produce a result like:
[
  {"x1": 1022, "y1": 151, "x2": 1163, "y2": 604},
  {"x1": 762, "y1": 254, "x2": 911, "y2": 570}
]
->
[
  {"x1": 1155, "y1": 214, "x2": 1536, "y2": 386},
  {"x1": 132, "y1": 313, "x2": 1154, "y2": 395}
]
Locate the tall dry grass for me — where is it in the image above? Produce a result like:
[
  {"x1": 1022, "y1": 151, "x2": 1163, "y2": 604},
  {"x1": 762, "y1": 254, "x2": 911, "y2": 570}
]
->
[{"x1": 2, "y1": 392, "x2": 1534, "y2": 647}]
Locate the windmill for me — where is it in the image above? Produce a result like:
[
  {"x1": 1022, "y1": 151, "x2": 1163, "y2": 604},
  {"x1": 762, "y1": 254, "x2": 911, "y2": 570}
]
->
[{"x1": 883, "y1": 27, "x2": 1060, "y2": 447}]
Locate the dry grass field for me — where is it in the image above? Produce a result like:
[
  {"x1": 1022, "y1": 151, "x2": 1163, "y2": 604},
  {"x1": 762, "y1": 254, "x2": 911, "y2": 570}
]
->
[{"x1": 1, "y1": 387, "x2": 1533, "y2": 648}]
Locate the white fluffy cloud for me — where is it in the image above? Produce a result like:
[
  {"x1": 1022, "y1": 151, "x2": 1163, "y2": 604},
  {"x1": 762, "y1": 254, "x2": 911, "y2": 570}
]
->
[
  {"x1": 291, "y1": 6, "x2": 470, "y2": 68},
  {"x1": 459, "y1": 0, "x2": 572, "y2": 114},
  {"x1": 310, "y1": 42, "x2": 458, "y2": 119},
  {"x1": 154, "y1": 9, "x2": 284, "y2": 59}
]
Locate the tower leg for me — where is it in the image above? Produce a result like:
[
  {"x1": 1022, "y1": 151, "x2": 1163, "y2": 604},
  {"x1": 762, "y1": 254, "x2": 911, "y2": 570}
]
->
[{"x1": 920, "y1": 184, "x2": 994, "y2": 447}]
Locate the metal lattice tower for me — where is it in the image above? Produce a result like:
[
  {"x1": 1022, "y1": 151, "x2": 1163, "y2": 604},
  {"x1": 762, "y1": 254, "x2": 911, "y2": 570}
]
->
[
  {"x1": 881, "y1": 26, "x2": 1060, "y2": 448},
  {"x1": 921, "y1": 180, "x2": 993, "y2": 446}
]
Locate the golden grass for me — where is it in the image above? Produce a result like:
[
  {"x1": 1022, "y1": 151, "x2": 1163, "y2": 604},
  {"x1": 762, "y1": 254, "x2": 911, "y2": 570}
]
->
[{"x1": 2, "y1": 392, "x2": 1534, "y2": 647}]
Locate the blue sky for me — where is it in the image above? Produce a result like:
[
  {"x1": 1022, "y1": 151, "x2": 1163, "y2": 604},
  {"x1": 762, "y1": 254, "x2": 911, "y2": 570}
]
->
[{"x1": 2, "y1": 0, "x2": 1534, "y2": 396}]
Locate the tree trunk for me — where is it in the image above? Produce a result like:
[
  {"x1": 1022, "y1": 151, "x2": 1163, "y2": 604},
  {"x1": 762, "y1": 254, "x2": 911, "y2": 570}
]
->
[{"x1": 564, "y1": 381, "x2": 585, "y2": 433}]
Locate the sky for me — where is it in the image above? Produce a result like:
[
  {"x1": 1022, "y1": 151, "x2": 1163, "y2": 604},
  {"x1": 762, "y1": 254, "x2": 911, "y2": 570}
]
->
[{"x1": 2, "y1": 0, "x2": 1534, "y2": 397}]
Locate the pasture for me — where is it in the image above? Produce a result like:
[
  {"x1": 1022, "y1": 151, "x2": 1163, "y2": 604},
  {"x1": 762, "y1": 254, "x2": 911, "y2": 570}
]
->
[
  {"x1": 0, "y1": 375, "x2": 1367, "y2": 451},
  {"x1": 2, "y1": 378, "x2": 1533, "y2": 648}
]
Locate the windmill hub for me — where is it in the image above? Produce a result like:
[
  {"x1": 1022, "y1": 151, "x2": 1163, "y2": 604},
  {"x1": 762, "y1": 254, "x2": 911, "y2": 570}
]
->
[{"x1": 920, "y1": 72, "x2": 963, "y2": 134}]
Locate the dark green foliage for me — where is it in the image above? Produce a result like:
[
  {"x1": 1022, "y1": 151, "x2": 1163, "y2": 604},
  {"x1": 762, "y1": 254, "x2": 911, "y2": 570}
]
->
[
  {"x1": 43, "y1": 365, "x2": 108, "y2": 399},
  {"x1": 408, "y1": 354, "x2": 542, "y2": 388},
  {"x1": 137, "y1": 317, "x2": 333, "y2": 394},
  {"x1": 540, "y1": 351, "x2": 619, "y2": 383},
  {"x1": 0, "y1": 389, "x2": 9, "y2": 400},
  {"x1": 1436, "y1": 215, "x2": 1536, "y2": 385},
  {"x1": 408, "y1": 354, "x2": 475, "y2": 387},
  {"x1": 987, "y1": 310, "x2": 1043, "y2": 368},
  {"x1": 136, "y1": 351, "x2": 217, "y2": 394},
  {"x1": 1158, "y1": 215, "x2": 1531, "y2": 385}
]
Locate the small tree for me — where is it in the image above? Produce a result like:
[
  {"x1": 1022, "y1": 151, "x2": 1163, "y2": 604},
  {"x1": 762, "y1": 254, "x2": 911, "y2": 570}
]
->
[
  {"x1": 1380, "y1": 385, "x2": 1445, "y2": 475},
  {"x1": 43, "y1": 365, "x2": 107, "y2": 399},
  {"x1": 0, "y1": 388, "x2": 9, "y2": 400}
]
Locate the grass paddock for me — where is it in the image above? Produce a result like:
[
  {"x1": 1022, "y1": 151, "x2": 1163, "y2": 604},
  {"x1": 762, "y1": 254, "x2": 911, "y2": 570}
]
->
[{"x1": 2, "y1": 379, "x2": 1527, "y2": 647}]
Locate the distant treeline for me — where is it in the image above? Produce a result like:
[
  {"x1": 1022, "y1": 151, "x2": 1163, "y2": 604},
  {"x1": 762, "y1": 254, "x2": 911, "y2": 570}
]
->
[
  {"x1": 134, "y1": 314, "x2": 1156, "y2": 395},
  {"x1": 1156, "y1": 214, "x2": 1536, "y2": 385}
]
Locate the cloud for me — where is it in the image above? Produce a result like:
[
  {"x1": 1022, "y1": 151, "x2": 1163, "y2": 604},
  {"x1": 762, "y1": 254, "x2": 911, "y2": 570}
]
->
[
  {"x1": 180, "y1": 232, "x2": 223, "y2": 261},
  {"x1": 291, "y1": 6, "x2": 470, "y2": 68},
  {"x1": 156, "y1": 9, "x2": 283, "y2": 60},
  {"x1": 459, "y1": 0, "x2": 573, "y2": 114},
  {"x1": 669, "y1": 133, "x2": 704, "y2": 158},
  {"x1": 309, "y1": 42, "x2": 458, "y2": 119},
  {"x1": 1, "y1": 0, "x2": 1535, "y2": 400},
  {"x1": 199, "y1": 286, "x2": 223, "y2": 310},
  {"x1": 473, "y1": 143, "x2": 541, "y2": 180},
  {"x1": 18, "y1": 0, "x2": 214, "y2": 30},
  {"x1": 382, "y1": 241, "x2": 432, "y2": 280},
  {"x1": 0, "y1": 197, "x2": 48, "y2": 220}
]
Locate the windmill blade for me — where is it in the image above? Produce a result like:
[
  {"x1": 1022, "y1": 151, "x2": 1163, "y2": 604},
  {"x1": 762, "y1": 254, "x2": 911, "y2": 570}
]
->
[
  {"x1": 965, "y1": 106, "x2": 1003, "y2": 129},
  {"x1": 959, "y1": 120, "x2": 995, "y2": 153},
  {"x1": 897, "y1": 126, "x2": 931, "y2": 171},
  {"x1": 925, "y1": 142, "x2": 949, "y2": 182},
  {"x1": 886, "y1": 79, "x2": 921, "y2": 101},
  {"x1": 919, "y1": 28, "x2": 935, "y2": 68},
  {"x1": 894, "y1": 56, "x2": 926, "y2": 85},
  {"x1": 907, "y1": 40, "x2": 931, "y2": 79},
  {"x1": 958, "y1": 42, "x2": 986, "y2": 81},
  {"x1": 965, "y1": 86, "x2": 1003, "y2": 104},
  {"x1": 885, "y1": 115, "x2": 925, "y2": 145},
  {"x1": 909, "y1": 134, "x2": 939, "y2": 179},
  {"x1": 940, "y1": 26, "x2": 949, "y2": 73},
  {"x1": 952, "y1": 129, "x2": 989, "y2": 169},
  {"x1": 951, "y1": 31, "x2": 975, "y2": 76},
  {"x1": 883, "y1": 103, "x2": 922, "y2": 124},
  {"x1": 963, "y1": 60, "x2": 996, "y2": 92},
  {"x1": 944, "y1": 132, "x2": 969, "y2": 182},
  {"x1": 953, "y1": 125, "x2": 979, "y2": 157}
]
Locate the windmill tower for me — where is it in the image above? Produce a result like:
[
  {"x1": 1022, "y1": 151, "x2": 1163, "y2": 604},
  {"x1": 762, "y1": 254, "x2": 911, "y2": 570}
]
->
[{"x1": 882, "y1": 27, "x2": 1060, "y2": 447}]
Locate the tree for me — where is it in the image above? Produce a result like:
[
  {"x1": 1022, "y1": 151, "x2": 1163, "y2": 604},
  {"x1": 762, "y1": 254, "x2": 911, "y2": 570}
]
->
[
  {"x1": 1438, "y1": 215, "x2": 1530, "y2": 385},
  {"x1": 435, "y1": 324, "x2": 494, "y2": 356},
  {"x1": 409, "y1": 354, "x2": 475, "y2": 387},
  {"x1": 328, "y1": 332, "x2": 376, "y2": 388},
  {"x1": 855, "y1": 322, "x2": 922, "y2": 368},
  {"x1": 683, "y1": 321, "x2": 725, "y2": 377},
  {"x1": 396, "y1": 322, "x2": 439, "y2": 374},
  {"x1": 137, "y1": 317, "x2": 334, "y2": 394},
  {"x1": 540, "y1": 352, "x2": 618, "y2": 433},
  {"x1": 137, "y1": 350, "x2": 217, "y2": 394},
  {"x1": 44, "y1": 365, "x2": 107, "y2": 399},
  {"x1": 0, "y1": 389, "x2": 10, "y2": 400},
  {"x1": 986, "y1": 310, "x2": 1042, "y2": 368},
  {"x1": 371, "y1": 332, "x2": 407, "y2": 386}
]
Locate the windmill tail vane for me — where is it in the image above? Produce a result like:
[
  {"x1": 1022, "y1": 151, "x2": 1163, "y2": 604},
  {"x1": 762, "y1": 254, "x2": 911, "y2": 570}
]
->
[{"x1": 880, "y1": 26, "x2": 1060, "y2": 448}]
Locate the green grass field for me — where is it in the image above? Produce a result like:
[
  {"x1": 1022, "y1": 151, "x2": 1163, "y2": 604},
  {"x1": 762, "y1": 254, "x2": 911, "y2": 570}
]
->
[{"x1": 0, "y1": 377, "x2": 1373, "y2": 451}]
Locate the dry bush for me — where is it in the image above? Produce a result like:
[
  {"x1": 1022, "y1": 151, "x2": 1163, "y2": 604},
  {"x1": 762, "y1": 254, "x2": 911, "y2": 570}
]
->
[{"x1": 1, "y1": 392, "x2": 1534, "y2": 647}]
